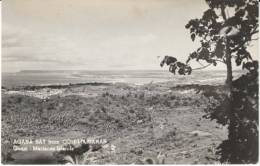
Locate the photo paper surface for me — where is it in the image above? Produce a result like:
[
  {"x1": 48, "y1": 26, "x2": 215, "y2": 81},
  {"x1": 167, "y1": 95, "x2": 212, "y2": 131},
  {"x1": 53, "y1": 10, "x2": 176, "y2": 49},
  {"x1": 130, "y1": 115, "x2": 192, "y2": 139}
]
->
[{"x1": 1, "y1": 0, "x2": 259, "y2": 164}]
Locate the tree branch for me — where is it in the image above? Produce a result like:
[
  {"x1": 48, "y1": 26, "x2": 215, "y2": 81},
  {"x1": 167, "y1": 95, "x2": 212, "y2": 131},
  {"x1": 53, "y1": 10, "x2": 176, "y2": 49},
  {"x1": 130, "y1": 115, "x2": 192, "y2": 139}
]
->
[
  {"x1": 192, "y1": 63, "x2": 212, "y2": 71},
  {"x1": 251, "y1": 30, "x2": 259, "y2": 35},
  {"x1": 197, "y1": 60, "x2": 205, "y2": 66},
  {"x1": 212, "y1": 59, "x2": 226, "y2": 64},
  {"x1": 251, "y1": 26, "x2": 259, "y2": 35},
  {"x1": 191, "y1": 58, "x2": 225, "y2": 71},
  {"x1": 221, "y1": 4, "x2": 227, "y2": 21},
  {"x1": 197, "y1": 58, "x2": 226, "y2": 64}
]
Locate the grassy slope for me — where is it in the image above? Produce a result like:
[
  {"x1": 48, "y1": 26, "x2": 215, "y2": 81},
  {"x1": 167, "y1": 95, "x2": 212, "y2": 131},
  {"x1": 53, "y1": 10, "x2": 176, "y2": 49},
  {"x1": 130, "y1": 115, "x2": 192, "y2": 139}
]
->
[{"x1": 2, "y1": 82, "x2": 227, "y2": 164}]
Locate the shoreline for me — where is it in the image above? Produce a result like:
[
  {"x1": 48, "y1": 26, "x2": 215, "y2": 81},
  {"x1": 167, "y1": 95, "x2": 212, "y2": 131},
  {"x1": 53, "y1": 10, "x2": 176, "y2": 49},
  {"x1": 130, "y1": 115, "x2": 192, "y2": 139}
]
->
[
  {"x1": 2, "y1": 69, "x2": 246, "y2": 91},
  {"x1": 2, "y1": 82, "x2": 112, "y2": 91},
  {"x1": 2, "y1": 80, "x2": 228, "y2": 100},
  {"x1": 2, "y1": 81, "x2": 227, "y2": 100},
  {"x1": 2, "y1": 79, "x2": 226, "y2": 90}
]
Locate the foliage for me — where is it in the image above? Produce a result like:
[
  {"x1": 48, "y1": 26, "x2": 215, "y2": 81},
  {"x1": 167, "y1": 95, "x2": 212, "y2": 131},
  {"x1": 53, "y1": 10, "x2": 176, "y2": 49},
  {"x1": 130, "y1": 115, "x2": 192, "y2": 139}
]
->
[
  {"x1": 218, "y1": 61, "x2": 258, "y2": 163},
  {"x1": 161, "y1": 0, "x2": 258, "y2": 76},
  {"x1": 186, "y1": 0, "x2": 258, "y2": 69},
  {"x1": 203, "y1": 63, "x2": 258, "y2": 163},
  {"x1": 161, "y1": 0, "x2": 259, "y2": 163},
  {"x1": 160, "y1": 56, "x2": 192, "y2": 75}
]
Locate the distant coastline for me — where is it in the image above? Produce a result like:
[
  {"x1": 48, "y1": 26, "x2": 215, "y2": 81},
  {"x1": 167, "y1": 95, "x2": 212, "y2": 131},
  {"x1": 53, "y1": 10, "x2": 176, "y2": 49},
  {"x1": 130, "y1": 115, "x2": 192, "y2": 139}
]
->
[
  {"x1": 2, "y1": 82, "x2": 111, "y2": 91},
  {"x1": 2, "y1": 70, "x2": 247, "y2": 89},
  {"x1": 2, "y1": 69, "x2": 243, "y2": 74}
]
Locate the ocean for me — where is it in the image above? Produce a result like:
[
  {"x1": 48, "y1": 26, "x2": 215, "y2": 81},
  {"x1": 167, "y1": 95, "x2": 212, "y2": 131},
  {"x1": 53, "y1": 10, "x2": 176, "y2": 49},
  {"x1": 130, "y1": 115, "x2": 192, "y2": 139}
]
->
[{"x1": 2, "y1": 70, "x2": 246, "y2": 88}]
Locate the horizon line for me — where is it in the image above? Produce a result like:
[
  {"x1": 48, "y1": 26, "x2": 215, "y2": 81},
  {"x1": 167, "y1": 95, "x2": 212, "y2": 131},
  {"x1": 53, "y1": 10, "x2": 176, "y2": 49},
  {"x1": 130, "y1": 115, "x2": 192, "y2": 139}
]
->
[{"x1": 2, "y1": 69, "x2": 244, "y2": 73}]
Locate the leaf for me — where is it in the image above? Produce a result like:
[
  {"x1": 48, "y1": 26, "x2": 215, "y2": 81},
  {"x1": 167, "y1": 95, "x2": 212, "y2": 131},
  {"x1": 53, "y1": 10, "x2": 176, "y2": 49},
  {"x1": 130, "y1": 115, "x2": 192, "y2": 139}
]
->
[
  {"x1": 185, "y1": 22, "x2": 191, "y2": 29},
  {"x1": 190, "y1": 51, "x2": 198, "y2": 59},
  {"x1": 178, "y1": 68, "x2": 185, "y2": 75},
  {"x1": 198, "y1": 47, "x2": 210, "y2": 60},
  {"x1": 201, "y1": 40, "x2": 210, "y2": 48},
  {"x1": 202, "y1": 9, "x2": 218, "y2": 21},
  {"x1": 242, "y1": 61, "x2": 258, "y2": 71},
  {"x1": 191, "y1": 33, "x2": 196, "y2": 41},
  {"x1": 215, "y1": 39, "x2": 225, "y2": 58},
  {"x1": 235, "y1": 55, "x2": 242, "y2": 66},
  {"x1": 235, "y1": 9, "x2": 245, "y2": 18},
  {"x1": 225, "y1": 16, "x2": 241, "y2": 27},
  {"x1": 237, "y1": 48, "x2": 252, "y2": 62},
  {"x1": 205, "y1": 0, "x2": 223, "y2": 8}
]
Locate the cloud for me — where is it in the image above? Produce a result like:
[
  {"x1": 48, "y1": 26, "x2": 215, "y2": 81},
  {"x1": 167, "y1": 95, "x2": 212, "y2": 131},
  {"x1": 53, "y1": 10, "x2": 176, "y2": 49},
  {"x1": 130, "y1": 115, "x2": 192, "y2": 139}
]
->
[
  {"x1": 5, "y1": 0, "x2": 256, "y2": 72},
  {"x1": 2, "y1": 23, "x2": 89, "y2": 66},
  {"x1": 2, "y1": 38, "x2": 21, "y2": 48},
  {"x1": 2, "y1": 24, "x2": 26, "y2": 48}
]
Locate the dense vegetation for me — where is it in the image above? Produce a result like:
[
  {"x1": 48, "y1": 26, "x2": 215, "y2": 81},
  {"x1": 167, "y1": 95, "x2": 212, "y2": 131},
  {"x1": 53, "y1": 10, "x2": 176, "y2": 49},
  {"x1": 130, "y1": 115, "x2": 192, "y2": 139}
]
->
[{"x1": 163, "y1": 0, "x2": 259, "y2": 163}]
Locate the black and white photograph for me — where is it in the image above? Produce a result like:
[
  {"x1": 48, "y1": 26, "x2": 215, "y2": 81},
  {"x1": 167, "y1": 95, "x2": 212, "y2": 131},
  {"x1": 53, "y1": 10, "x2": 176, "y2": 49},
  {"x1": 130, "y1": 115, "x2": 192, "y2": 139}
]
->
[{"x1": 1, "y1": 0, "x2": 259, "y2": 164}]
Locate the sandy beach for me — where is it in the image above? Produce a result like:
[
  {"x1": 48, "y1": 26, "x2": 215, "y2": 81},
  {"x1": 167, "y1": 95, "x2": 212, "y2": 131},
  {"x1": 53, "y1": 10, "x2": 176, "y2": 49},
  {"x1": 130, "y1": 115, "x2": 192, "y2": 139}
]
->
[{"x1": 2, "y1": 81, "x2": 228, "y2": 164}]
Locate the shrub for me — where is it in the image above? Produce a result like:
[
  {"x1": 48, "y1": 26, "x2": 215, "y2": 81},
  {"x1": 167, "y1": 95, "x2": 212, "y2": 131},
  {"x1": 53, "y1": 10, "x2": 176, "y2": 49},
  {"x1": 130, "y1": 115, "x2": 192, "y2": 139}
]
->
[{"x1": 203, "y1": 68, "x2": 258, "y2": 163}]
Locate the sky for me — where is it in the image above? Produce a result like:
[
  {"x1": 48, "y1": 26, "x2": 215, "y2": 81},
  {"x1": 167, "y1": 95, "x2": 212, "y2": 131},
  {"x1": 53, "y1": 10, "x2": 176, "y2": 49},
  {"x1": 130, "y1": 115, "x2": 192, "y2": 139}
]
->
[{"x1": 2, "y1": 0, "x2": 259, "y2": 72}]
